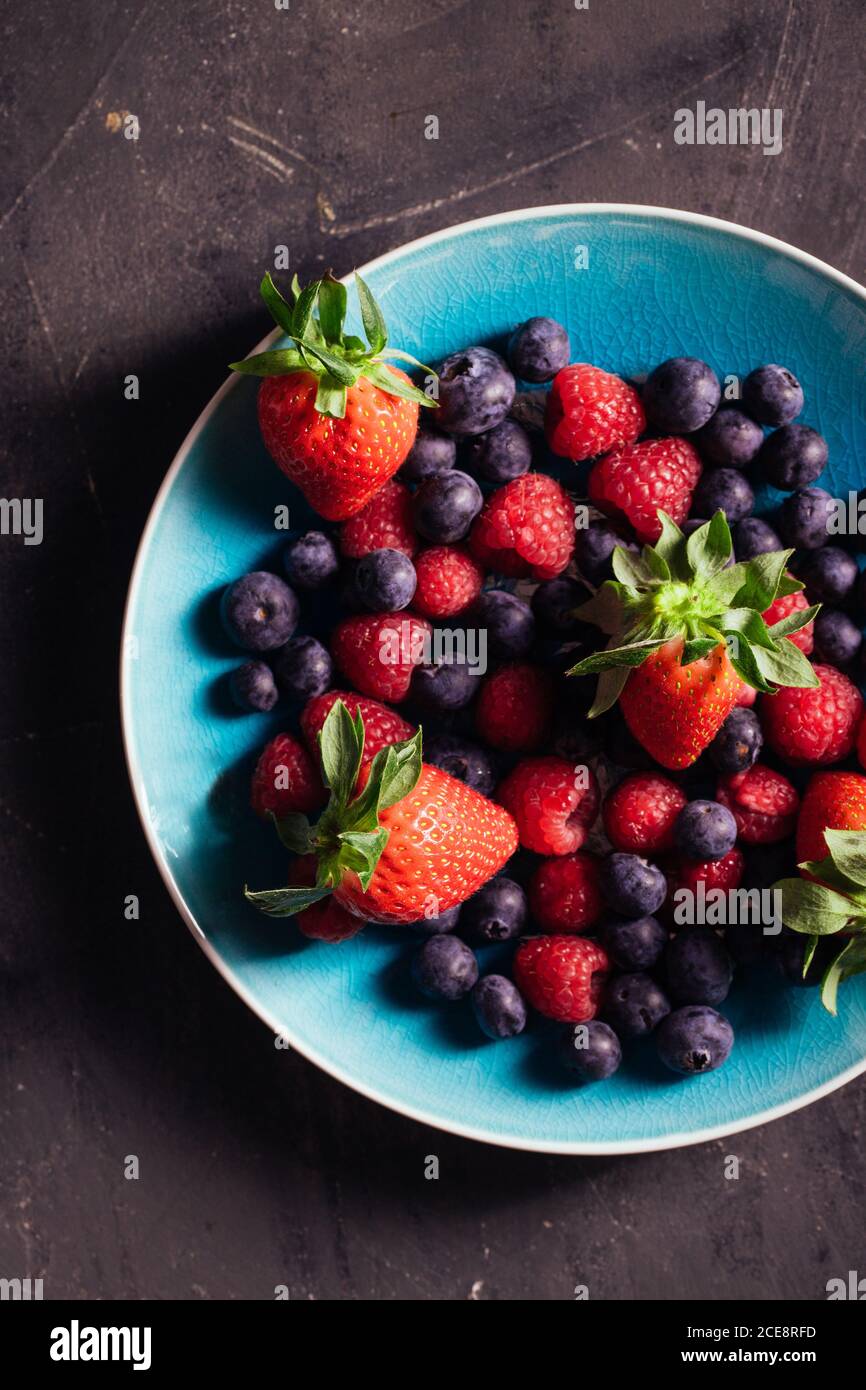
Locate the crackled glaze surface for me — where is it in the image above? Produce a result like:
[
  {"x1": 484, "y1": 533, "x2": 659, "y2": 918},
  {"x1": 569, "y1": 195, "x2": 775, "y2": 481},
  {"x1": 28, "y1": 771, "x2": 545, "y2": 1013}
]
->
[{"x1": 123, "y1": 207, "x2": 866, "y2": 1151}]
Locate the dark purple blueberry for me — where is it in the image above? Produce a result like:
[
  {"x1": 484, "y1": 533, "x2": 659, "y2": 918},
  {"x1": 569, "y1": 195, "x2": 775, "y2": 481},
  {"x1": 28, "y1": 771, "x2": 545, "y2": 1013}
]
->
[
  {"x1": 406, "y1": 906, "x2": 462, "y2": 935},
  {"x1": 759, "y1": 424, "x2": 828, "y2": 490},
  {"x1": 400, "y1": 427, "x2": 457, "y2": 482},
  {"x1": 725, "y1": 920, "x2": 769, "y2": 967},
  {"x1": 353, "y1": 547, "x2": 417, "y2": 611},
  {"x1": 603, "y1": 972, "x2": 671, "y2": 1038},
  {"x1": 643, "y1": 357, "x2": 721, "y2": 433},
  {"x1": 559, "y1": 1020, "x2": 622, "y2": 1081},
  {"x1": 598, "y1": 915, "x2": 668, "y2": 972},
  {"x1": 471, "y1": 975, "x2": 528, "y2": 1039},
  {"x1": 435, "y1": 346, "x2": 515, "y2": 436},
  {"x1": 424, "y1": 734, "x2": 496, "y2": 797},
  {"x1": 531, "y1": 576, "x2": 591, "y2": 639},
  {"x1": 470, "y1": 589, "x2": 535, "y2": 658},
  {"x1": 741, "y1": 840, "x2": 794, "y2": 894},
  {"x1": 461, "y1": 877, "x2": 527, "y2": 944},
  {"x1": 708, "y1": 708, "x2": 763, "y2": 774},
  {"x1": 282, "y1": 531, "x2": 339, "y2": 590},
  {"x1": 675, "y1": 800, "x2": 737, "y2": 861},
  {"x1": 732, "y1": 516, "x2": 782, "y2": 560},
  {"x1": 665, "y1": 928, "x2": 733, "y2": 1006},
  {"x1": 465, "y1": 418, "x2": 533, "y2": 483},
  {"x1": 778, "y1": 487, "x2": 834, "y2": 550},
  {"x1": 507, "y1": 316, "x2": 570, "y2": 384},
  {"x1": 220, "y1": 571, "x2": 299, "y2": 652},
  {"x1": 600, "y1": 853, "x2": 667, "y2": 917},
  {"x1": 229, "y1": 660, "x2": 279, "y2": 712},
  {"x1": 692, "y1": 468, "x2": 754, "y2": 524},
  {"x1": 656, "y1": 1005, "x2": 734, "y2": 1074},
  {"x1": 411, "y1": 935, "x2": 479, "y2": 1000},
  {"x1": 552, "y1": 707, "x2": 606, "y2": 762},
  {"x1": 574, "y1": 521, "x2": 637, "y2": 585},
  {"x1": 412, "y1": 469, "x2": 483, "y2": 542},
  {"x1": 694, "y1": 407, "x2": 764, "y2": 468},
  {"x1": 813, "y1": 609, "x2": 862, "y2": 667},
  {"x1": 742, "y1": 363, "x2": 804, "y2": 427},
  {"x1": 799, "y1": 545, "x2": 858, "y2": 604},
  {"x1": 412, "y1": 658, "x2": 477, "y2": 710},
  {"x1": 272, "y1": 635, "x2": 333, "y2": 700}
]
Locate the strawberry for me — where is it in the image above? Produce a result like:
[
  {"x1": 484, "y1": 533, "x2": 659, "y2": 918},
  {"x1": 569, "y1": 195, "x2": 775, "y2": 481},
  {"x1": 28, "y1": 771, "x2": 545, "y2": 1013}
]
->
[
  {"x1": 301, "y1": 689, "x2": 415, "y2": 762},
  {"x1": 288, "y1": 856, "x2": 365, "y2": 942},
  {"x1": 588, "y1": 438, "x2": 702, "y2": 542},
  {"x1": 245, "y1": 701, "x2": 518, "y2": 925},
  {"x1": 734, "y1": 680, "x2": 757, "y2": 708},
  {"x1": 529, "y1": 852, "x2": 602, "y2": 934},
  {"x1": 513, "y1": 936, "x2": 610, "y2": 1022},
  {"x1": 545, "y1": 363, "x2": 645, "y2": 461},
  {"x1": 339, "y1": 479, "x2": 417, "y2": 559},
  {"x1": 469, "y1": 473, "x2": 575, "y2": 580},
  {"x1": 475, "y1": 662, "x2": 554, "y2": 752},
  {"x1": 497, "y1": 755, "x2": 600, "y2": 855},
  {"x1": 251, "y1": 733, "x2": 326, "y2": 819},
  {"x1": 602, "y1": 772, "x2": 687, "y2": 854},
  {"x1": 330, "y1": 612, "x2": 432, "y2": 702},
  {"x1": 413, "y1": 545, "x2": 484, "y2": 618},
  {"x1": 571, "y1": 511, "x2": 821, "y2": 769},
  {"x1": 716, "y1": 764, "x2": 799, "y2": 844},
  {"x1": 761, "y1": 663, "x2": 863, "y2": 766},
  {"x1": 232, "y1": 273, "x2": 434, "y2": 521},
  {"x1": 795, "y1": 771, "x2": 866, "y2": 867},
  {"x1": 763, "y1": 586, "x2": 814, "y2": 654}
]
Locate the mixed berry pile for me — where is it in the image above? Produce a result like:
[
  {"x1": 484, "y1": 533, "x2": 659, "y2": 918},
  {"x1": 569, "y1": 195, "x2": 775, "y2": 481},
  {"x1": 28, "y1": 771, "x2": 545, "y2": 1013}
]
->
[{"x1": 215, "y1": 273, "x2": 866, "y2": 1088}]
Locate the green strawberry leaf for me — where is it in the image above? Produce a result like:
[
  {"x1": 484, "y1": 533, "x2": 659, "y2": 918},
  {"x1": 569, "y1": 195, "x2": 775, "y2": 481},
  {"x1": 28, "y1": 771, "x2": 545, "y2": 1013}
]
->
[
  {"x1": 363, "y1": 359, "x2": 434, "y2": 407},
  {"x1": 586, "y1": 664, "x2": 630, "y2": 717},
  {"x1": 355, "y1": 273, "x2": 387, "y2": 353},
  {"x1": 824, "y1": 829, "x2": 866, "y2": 889},
  {"x1": 766, "y1": 603, "x2": 821, "y2": 641},
  {"x1": 377, "y1": 731, "x2": 424, "y2": 810},
  {"x1": 643, "y1": 544, "x2": 670, "y2": 582},
  {"x1": 574, "y1": 582, "x2": 626, "y2": 637},
  {"x1": 244, "y1": 883, "x2": 333, "y2": 917},
  {"x1": 681, "y1": 636, "x2": 719, "y2": 665},
  {"x1": 819, "y1": 937, "x2": 865, "y2": 1014},
  {"x1": 773, "y1": 876, "x2": 861, "y2": 934},
  {"x1": 317, "y1": 273, "x2": 348, "y2": 343},
  {"x1": 728, "y1": 638, "x2": 775, "y2": 694},
  {"x1": 685, "y1": 511, "x2": 733, "y2": 580},
  {"x1": 272, "y1": 813, "x2": 315, "y2": 855},
  {"x1": 776, "y1": 571, "x2": 804, "y2": 597},
  {"x1": 260, "y1": 272, "x2": 296, "y2": 336},
  {"x1": 752, "y1": 637, "x2": 821, "y2": 689},
  {"x1": 319, "y1": 701, "x2": 365, "y2": 808},
  {"x1": 569, "y1": 636, "x2": 667, "y2": 675},
  {"x1": 703, "y1": 561, "x2": 751, "y2": 608},
  {"x1": 294, "y1": 338, "x2": 360, "y2": 386},
  {"x1": 798, "y1": 852, "x2": 865, "y2": 896},
  {"x1": 229, "y1": 348, "x2": 306, "y2": 376},
  {"x1": 291, "y1": 278, "x2": 322, "y2": 341},
  {"x1": 314, "y1": 375, "x2": 348, "y2": 418},
  {"x1": 803, "y1": 934, "x2": 820, "y2": 976},
  {"x1": 612, "y1": 547, "x2": 656, "y2": 588},
  {"x1": 721, "y1": 608, "x2": 777, "y2": 650},
  {"x1": 336, "y1": 828, "x2": 390, "y2": 889},
  {"x1": 731, "y1": 548, "x2": 794, "y2": 612},
  {"x1": 654, "y1": 511, "x2": 690, "y2": 578}
]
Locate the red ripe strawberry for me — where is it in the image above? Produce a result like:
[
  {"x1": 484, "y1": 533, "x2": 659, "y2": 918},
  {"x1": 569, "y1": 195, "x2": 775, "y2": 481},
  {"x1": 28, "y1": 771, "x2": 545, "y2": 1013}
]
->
[
  {"x1": 475, "y1": 662, "x2": 554, "y2": 752},
  {"x1": 413, "y1": 545, "x2": 484, "y2": 618},
  {"x1": 339, "y1": 479, "x2": 417, "y2": 558},
  {"x1": 497, "y1": 755, "x2": 600, "y2": 855},
  {"x1": 469, "y1": 473, "x2": 575, "y2": 580},
  {"x1": 761, "y1": 663, "x2": 863, "y2": 766},
  {"x1": 251, "y1": 733, "x2": 326, "y2": 819},
  {"x1": 795, "y1": 771, "x2": 866, "y2": 867},
  {"x1": 620, "y1": 637, "x2": 742, "y2": 771},
  {"x1": 301, "y1": 689, "x2": 415, "y2": 762},
  {"x1": 588, "y1": 437, "x2": 701, "y2": 542},
  {"x1": 529, "y1": 852, "x2": 602, "y2": 934},
  {"x1": 288, "y1": 856, "x2": 365, "y2": 942},
  {"x1": 331, "y1": 612, "x2": 432, "y2": 702},
  {"x1": 545, "y1": 363, "x2": 646, "y2": 462},
  {"x1": 235, "y1": 273, "x2": 434, "y2": 521},
  {"x1": 763, "y1": 586, "x2": 814, "y2": 654},
  {"x1": 716, "y1": 764, "x2": 800, "y2": 844},
  {"x1": 602, "y1": 772, "x2": 687, "y2": 854},
  {"x1": 513, "y1": 936, "x2": 610, "y2": 1022}
]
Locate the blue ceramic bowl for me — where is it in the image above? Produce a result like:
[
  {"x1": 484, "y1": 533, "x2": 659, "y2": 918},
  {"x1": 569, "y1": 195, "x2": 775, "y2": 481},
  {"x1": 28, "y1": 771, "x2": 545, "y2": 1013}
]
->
[{"x1": 122, "y1": 205, "x2": 866, "y2": 1152}]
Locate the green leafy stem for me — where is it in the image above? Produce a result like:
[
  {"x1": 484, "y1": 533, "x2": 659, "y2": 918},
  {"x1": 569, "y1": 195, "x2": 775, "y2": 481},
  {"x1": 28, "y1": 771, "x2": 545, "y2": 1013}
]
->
[{"x1": 773, "y1": 830, "x2": 866, "y2": 1013}]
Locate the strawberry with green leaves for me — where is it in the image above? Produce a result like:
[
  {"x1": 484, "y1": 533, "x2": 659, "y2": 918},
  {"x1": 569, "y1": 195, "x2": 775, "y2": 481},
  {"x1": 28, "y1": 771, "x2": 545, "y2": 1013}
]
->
[
  {"x1": 232, "y1": 273, "x2": 435, "y2": 521},
  {"x1": 773, "y1": 828, "x2": 866, "y2": 1013},
  {"x1": 570, "y1": 511, "x2": 821, "y2": 770},
  {"x1": 245, "y1": 700, "x2": 518, "y2": 926}
]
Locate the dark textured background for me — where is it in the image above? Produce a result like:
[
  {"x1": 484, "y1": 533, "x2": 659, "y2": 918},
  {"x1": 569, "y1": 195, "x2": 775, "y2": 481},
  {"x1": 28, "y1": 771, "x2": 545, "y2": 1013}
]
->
[{"x1": 1, "y1": 0, "x2": 865, "y2": 1301}]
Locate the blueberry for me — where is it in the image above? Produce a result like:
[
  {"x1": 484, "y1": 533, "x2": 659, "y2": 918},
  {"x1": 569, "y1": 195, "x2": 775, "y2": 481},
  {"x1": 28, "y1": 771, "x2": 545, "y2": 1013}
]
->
[
  {"x1": 531, "y1": 576, "x2": 591, "y2": 639},
  {"x1": 507, "y1": 316, "x2": 570, "y2": 384},
  {"x1": 282, "y1": 531, "x2": 339, "y2": 590},
  {"x1": 725, "y1": 919, "x2": 769, "y2": 967},
  {"x1": 574, "y1": 522, "x2": 638, "y2": 585},
  {"x1": 600, "y1": 852, "x2": 667, "y2": 917},
  {"x1": 436, "y1": 346, "x2": 515, "y2": 436},
  {"x1": 412, "y1": 658, "x2": 477, "y2": 710},
  {"x1": 470, "y1": 589, "x2": 535, "y2": 658},
  {"x1": 742, "y1": 363, "x2": 804, "y2": 427},
  {"x1": 465, "y1": 418, "x2": 533, "y2": 483},
  {"x1": 412, "y1": 469, "x2": 483, "y2": 543},
  {"x1": 799, "y1": 545, "x2": 858, "y2": 604},
  {"x1": 603, "y1": 972, "x2": 671, "y2": 1038},
  {"x1": 692, "y1": 468, "x2": 754, "y2": 524},
  {"x1": 552, "y1": 707, "x2": 606, "y2": 762},
  {"x1": 814, "y1": 609, "x2": 862, "y2": 667},
  {"x1": 400, "y1": 427, "x2": 457, "y2": 482},
  {"x1": 471, "y1": 975, "x2": 527, "y2": 1039},
  {"x1": 741, "y1": 840, "x2": 794, "y2": 894},
  {"x1": 220, "y1": 571, "x2": 299, "y2": 652},
  {"x1": 732, "y1": 516, "x2": 782, "y2": 560},
  {"x1": 759, "y1": 424, "x2": 828, "y2": 490},
  {"x1": 778, "y1": 487, "x2": 834, "y2": 550},
  {"x1": 406, "y1": 906, "x2": 462, "y2": 935},
  {"x1": 229, "y1": 660, "x2": 279, "y2": 712},
  {"x1": 708, "y1": 708, "x2": 763, "y2": 774},
  {"x1": 272, "y1": 635, "x2": 333, "y2": 700},
  {"x1": 643, "y1": 357, "x2": 721, "y2": 433},
  {"x1": 424, "y1": 734, "x2": 496, "y2": 797},
  {"x1": 411, "y1": 935, "x2": 479, "y2": 1000},
  {"x1": 598, "y1": 915, "x2": 668, "y2": 972},
  {"x1": 656, "y1": 1005, "x2": 734, "y2": 1074},
  {"x1": 665, "y1": 928, "x2": 733, "y2": 1006},
  {"x1": 353, "y1": 547, "x2": 417, "y2": 612},
  {"x1": 559, "y1": 1020, "x2": 622, "y2": 1082},
  {"x1": 675, "y1": 800, "x2": 737, "y2": 861},
  {"x1": 694, "y1": 407, "x2": 764, "y2": 468},
  {"x1": 461, "y1": 877, "x2": 527, "y2": 943}
]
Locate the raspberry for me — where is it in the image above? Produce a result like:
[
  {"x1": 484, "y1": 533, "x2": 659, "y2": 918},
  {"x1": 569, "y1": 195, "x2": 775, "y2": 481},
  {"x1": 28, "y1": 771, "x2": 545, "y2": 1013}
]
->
[
  {"x1": 475, "y1": 662, "x2": 554, "y2": 752},
  {"x1": 588, "y1": 437, "x2": 702, "y2": 543},
  {"x1": 288, "y1": 856, "x2": 364, "y2": 943},
  {"x1": 529, "y1": 852, "x2": 602, "y2": 934},
  {"x1": 602, "y1": 773, "x2": 687, "y2": 854},
  {"x1": 514, "y1": 936, "x2": 610, "y2": 1022},
  {"x1": 469, "y1": 473, "x2": 575, "y2": 581},
  {"x1": 734, "y1": 681, "x2": 757, "y2": 708},
  {"x1": 330, "y1": 612, "x2": 432, "y2": 702},
  {"x1": 716, "y1": 764, "x2": 800, "y2": 844},
  {"x1": 413, "y1": 545, "x2": 484, "y2": 619},
  {"x1": 859, "y1": 719, "x2": 866, "y2": 771},
  {"x1": 545, "y1": 363, "x2": 646, "y2": 461},
  {"x1": 763, "y1": 586, "x2": 814, "y2": 654},
  {"x1": 761, "y1": 663, "x2": 863, "y2": 765},
  {"x1": 300, "y1": 690, "x2": 416, "y2": 762},
  {"x1": 497, "y1": 755, "x2": 600, "y2": 855},
  {"x1": 339, "y1": 479, "x2": 417, "y2": 558},
  {"x1": 250, "y1": 733, "x2": 326, "y2": 819},
  {"x1": 665, "y1": 847, "x2": 745, "y2": 913}
]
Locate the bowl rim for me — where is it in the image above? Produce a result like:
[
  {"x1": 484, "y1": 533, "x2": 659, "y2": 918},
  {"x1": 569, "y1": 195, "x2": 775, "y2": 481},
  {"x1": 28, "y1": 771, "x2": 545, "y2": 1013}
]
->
[{"x1": 120, "y1": 202, "x2": 866, "y2": 1155}]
